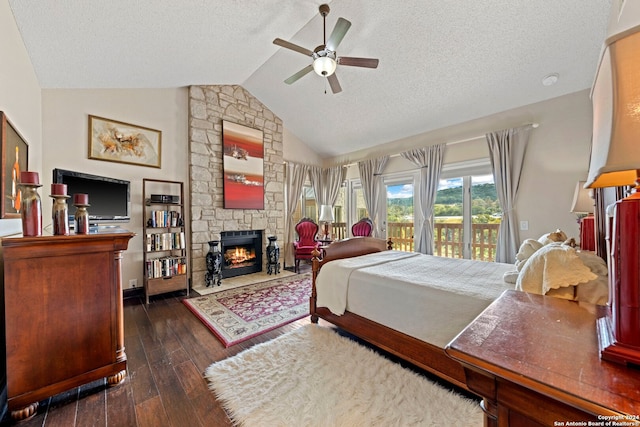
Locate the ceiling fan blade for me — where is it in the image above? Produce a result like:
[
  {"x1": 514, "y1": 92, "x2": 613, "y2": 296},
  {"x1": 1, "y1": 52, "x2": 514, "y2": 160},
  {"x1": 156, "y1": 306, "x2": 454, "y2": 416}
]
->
[
  {"x1": 326, "y1": 18, "x2": 351, "y2": 51},
  {"x1": 284, "y1": 65, "x2": 314, "y2": 84},
  {"x1": 327, "y1": 73, "x2": 342, "y2": 94},
  {"x1": 337, "y1": 57, "x2": 379, "y2": 68},
  {"x1": 273, "y1": 38, "x2": 313, "y2": 56}
]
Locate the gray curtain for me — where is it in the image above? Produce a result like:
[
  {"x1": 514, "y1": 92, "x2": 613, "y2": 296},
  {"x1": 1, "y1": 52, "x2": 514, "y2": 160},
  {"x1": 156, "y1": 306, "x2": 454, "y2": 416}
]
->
[
  {"x1": 309, "y1": 165, "x2": 347, "y2": 206},
  {"x1": 486, "y1": 126, "x2": 531, "y2": 263},
  {"x1": 323, "y1": 165, "x2": 347, "y2": 206},
  {"x1": 284, "y1": 161, "x2": 309, "y2": 268},
  {"x1": 358, "y1": 156, "x2": 389, "y2": 238},
  {"x1": 308, "y1": 166, "x2": 324, "y2": 205},
  {"x1": 401, "y1": 144, "x2": 445, "y2": 254}
]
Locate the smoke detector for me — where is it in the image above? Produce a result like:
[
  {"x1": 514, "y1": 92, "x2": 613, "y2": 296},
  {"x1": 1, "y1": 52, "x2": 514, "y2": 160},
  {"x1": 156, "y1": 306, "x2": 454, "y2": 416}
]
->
[{"x1": 542, "y1": 73, "x2": 559, "y2": 86}]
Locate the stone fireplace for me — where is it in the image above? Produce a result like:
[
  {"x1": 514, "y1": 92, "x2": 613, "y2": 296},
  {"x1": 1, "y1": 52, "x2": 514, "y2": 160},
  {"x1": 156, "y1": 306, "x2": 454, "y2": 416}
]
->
[
  {"x1": 220, "y1": 230, "x2": 263, "y2": 278},
  {"x1": 188, "y1": 85, "x2": 284, "y2": 286}
]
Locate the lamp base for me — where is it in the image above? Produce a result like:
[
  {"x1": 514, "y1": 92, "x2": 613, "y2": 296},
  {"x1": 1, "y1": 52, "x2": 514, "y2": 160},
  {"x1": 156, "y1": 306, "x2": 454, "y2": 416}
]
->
[
  {"x1": 597, "y1": 193, "x2": 640, "y2": 366},
  {"x1": 580, "y1": 215, "x2": 596, "y2": 251},
  {"x1": 322, "y1": 222, "x2": 330, "y2": 240},
  {"x1": 597, "y1": 313, "x2": 640, "y2": 365}
]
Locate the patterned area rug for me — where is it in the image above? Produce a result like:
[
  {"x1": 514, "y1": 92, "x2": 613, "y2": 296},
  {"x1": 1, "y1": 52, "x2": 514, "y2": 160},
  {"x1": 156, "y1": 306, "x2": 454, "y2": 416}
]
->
[{"x1": 183, "y1": 273, "x2": 311, "y2": 347}]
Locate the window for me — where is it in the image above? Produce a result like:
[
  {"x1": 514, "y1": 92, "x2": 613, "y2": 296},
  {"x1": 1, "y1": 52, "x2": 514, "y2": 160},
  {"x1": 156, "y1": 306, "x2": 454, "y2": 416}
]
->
[
  {"x1": 385, "y1": 182, "x2": 415, "y2": 252},
  {"x1": 332, "y1": 184, "x2": 347, "y2": 240},
  {"x1": 434, "y1": 160, "x2": 500, "y2": 261},
  {"x1": 348, "y1": 180, "x2": 370, "y2": 237},
  {"x1": 292, "y1": 184, "x2": 347, "y2": 240},
  {"x1": 292, "y1": 186, "x2": 317, "y2": 227}
]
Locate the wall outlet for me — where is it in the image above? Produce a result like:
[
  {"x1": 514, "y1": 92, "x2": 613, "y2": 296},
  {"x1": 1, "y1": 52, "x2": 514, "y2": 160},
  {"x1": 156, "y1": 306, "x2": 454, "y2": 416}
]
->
[
  {"x1": 129, "y1": 279, "x2": 138, "y2": 288},
  {"x1": 520, "y1": 220, "x2": 529, "y2": 231}
]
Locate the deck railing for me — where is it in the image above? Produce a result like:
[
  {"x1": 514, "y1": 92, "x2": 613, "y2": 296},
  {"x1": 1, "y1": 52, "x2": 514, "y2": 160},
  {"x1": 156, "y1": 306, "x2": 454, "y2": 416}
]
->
[
  {"x1": 329, "y1": 221, "x2": 499, "y2": 261},
  {"x1": 331, "y1": 222, "x2": 348, "y2": 240},
  {"x1": 387, "y1": 222, "x2": 415, "y2": 252},
  {"x1": 433, "y1": 222, "x2": 500, "y2": 261}
]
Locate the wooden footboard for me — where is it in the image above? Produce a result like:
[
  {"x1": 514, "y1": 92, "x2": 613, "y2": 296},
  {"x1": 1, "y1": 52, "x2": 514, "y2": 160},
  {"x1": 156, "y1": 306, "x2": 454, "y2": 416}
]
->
[{"x1": 309, "y1": 237, "x2": 469, "y2": 392}]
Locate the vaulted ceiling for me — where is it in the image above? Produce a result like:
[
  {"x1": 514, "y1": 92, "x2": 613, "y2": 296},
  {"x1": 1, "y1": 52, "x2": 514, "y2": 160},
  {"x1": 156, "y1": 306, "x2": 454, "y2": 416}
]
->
[{"x1": 8, "y1": 0, "x2": 612, "y2": 158}]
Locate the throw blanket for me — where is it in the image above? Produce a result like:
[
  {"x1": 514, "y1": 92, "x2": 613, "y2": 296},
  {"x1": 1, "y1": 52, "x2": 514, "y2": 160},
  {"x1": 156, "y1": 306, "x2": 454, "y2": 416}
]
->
[
  {"x1": 316, "y1": 251, "x2": 419, "y2": 314},
  {"x1": 516, "y1": 244, "x2": 597, "y2": 294},
  {"x1": 515, "y1": 244, "x2": 608, "y2": 305},
  {"x1": 315, "y1": 251, "x2": 514, "y2": 347}
]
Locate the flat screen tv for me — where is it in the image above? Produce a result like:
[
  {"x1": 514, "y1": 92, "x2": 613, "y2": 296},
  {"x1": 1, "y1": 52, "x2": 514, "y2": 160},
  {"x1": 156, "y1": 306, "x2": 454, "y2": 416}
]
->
[{"x1": 52, "y1": 168, "x2": 130, "y2": 224}]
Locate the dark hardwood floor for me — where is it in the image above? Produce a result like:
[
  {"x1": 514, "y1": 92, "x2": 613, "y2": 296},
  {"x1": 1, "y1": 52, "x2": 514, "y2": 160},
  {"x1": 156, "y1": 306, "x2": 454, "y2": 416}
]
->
[
  {"x1": 1, "y1": 263, "x2": 473, "y2": 426},
  {"x1": 1, "y1": 274, "x2": 315, "y2": 427}
]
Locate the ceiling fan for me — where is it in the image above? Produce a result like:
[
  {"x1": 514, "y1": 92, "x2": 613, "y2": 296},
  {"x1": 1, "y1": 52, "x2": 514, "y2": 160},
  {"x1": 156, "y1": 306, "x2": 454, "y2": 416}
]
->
[{"x1": 273, "y1": 4, "x2": 379, "y2": 94}]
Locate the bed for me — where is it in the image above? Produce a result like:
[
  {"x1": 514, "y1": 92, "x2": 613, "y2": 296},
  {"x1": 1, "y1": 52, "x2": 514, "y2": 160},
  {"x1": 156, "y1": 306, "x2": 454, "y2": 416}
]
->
[
  {"x1": 309, "y1": 235, "x2": 609, "y2": 391},
  {"x1": 309, "y1": 237, "x2": 515, "y2": 390}
]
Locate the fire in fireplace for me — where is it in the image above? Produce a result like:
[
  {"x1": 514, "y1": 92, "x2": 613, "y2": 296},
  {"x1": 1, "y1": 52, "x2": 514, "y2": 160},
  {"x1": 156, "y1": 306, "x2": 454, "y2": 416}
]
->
[
  {"x1": 224, "y1": 246, "x2": 257, "y2": 268},
  {"x1": 220, "y1": 230, "x2": 262, "y2": 278}
]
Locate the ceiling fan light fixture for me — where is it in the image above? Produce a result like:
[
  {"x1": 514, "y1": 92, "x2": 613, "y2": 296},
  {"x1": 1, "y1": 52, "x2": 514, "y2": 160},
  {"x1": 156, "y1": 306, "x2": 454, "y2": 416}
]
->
[
  {"x1": 273, "y1": 4, "x2": 377, "y2": 92},
  {"x1": 313, "y1": 56, "x2": 337, "y2": 76}
]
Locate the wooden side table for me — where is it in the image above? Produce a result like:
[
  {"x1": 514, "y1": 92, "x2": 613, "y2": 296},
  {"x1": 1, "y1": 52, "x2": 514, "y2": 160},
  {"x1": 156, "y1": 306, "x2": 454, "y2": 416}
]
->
[
  {"x1": 317, "y1": 238, "x2": 333, "y2": 246},
  {"x1": 317, "y1": 239, "x2": 333, "y2": 258},
  {"x1": 446, "y1": 290, "x2": 640, "y2": 427}
]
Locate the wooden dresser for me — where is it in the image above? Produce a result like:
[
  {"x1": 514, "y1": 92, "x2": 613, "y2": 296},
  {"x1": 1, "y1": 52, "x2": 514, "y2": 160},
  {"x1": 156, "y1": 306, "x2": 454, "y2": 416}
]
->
[
  {"x1": 2, "y1": 230, "x2": 134, "y2": 421},
  {"x1": 446, "y1": 290, "x2": 640, "y2": 427}
]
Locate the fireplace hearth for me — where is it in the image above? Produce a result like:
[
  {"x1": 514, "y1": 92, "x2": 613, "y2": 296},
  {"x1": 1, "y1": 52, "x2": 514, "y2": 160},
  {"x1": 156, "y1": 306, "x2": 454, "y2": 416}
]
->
[{"x1": 220, "y1": 230, "x2": 262, "y2": 278}]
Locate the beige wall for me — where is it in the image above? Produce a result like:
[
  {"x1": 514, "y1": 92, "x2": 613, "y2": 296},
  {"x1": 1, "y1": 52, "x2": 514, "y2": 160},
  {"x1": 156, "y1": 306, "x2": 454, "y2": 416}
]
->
[
  {"x1": 338, "y1": 90, "x2": 593, "y2": 242},
  {"x1": 41, "y1": 88, "x2": 190, "y2": 289},
  {"x1": 283, "y1": 128, "x2": 322, "y2": 165},
  {"x1": 0, "y1": 0, "x2": 42, "y2": 237},
  {"x1": 40, "y1": 88, "x2": 322, "y2": 290}
]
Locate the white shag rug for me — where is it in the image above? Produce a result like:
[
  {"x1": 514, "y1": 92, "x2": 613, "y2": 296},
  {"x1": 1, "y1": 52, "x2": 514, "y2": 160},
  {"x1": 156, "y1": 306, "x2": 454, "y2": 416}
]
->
[{"x1": 205, "y1": 324, "x2": 482, "y2": 426}]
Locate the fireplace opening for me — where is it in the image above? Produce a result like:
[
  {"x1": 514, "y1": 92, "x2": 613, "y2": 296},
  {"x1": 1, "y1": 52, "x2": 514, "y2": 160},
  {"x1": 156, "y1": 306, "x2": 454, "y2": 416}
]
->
[
  {"x1": 224, "y1": 245, "x2": 257, "y2": 269},
  {"x1": 220, "y1": 230, "x2": 262, "y2": 278}
]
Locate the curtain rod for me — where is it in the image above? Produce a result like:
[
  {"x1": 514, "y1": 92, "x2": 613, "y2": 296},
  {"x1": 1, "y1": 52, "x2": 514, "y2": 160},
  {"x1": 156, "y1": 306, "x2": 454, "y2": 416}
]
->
[
  {"x1": 342, "y1": 122, "x2": 540, "y2": 166},
  {"x1": 442, "y1": 122, "x2": 539, "y2": 146}
]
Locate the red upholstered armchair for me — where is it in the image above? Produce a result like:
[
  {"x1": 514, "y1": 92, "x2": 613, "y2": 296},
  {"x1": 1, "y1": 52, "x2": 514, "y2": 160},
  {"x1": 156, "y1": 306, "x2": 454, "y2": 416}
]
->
[
  {"x1": 352, "y1": 217, "x2": 373, "y2": 237},
  {"x1": 293, "y1": 218, "x2": 321, "y2": 273}
]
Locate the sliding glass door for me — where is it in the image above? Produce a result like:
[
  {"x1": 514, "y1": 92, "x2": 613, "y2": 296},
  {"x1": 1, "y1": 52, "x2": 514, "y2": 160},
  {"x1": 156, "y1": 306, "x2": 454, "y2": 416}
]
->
[
  {"x1": 383, "y1": 175, "x2": 417, "y2": 252},
  {"x1": 433, "y1": 173, "x2": 500, "y2": 260}
]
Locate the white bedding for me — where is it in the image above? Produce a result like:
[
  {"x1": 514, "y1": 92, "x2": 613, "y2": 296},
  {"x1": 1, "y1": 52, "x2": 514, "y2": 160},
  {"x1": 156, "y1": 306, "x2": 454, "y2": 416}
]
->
[{"x1": 315, "y1": 251, "x2": 514, "y2": 347}]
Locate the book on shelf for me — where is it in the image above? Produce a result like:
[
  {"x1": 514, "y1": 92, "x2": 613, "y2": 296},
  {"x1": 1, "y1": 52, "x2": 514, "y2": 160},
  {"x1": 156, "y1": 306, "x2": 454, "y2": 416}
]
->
[
  {"x1": 145, "y1": 256, "x2": 187, "y2": 279},
  {"x1": 145, "y1": 231, "x2": 186, "y2": 251},
  {"x1": 148, "y1": 210, "x2": 182, "y2": 228}
]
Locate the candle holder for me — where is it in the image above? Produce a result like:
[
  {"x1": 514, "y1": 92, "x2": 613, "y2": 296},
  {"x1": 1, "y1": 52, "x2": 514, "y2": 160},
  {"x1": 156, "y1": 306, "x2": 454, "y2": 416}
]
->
[
  {"x1": 74, "y1": 203, "x2": 90, "y2": 234},
  {"x1": 73, "y1": 193, "x2": 90, "y2": 234},
  {"x1": 19, "y1": 171, "x2": 42, "y2": 237},
  {"x1": 50, "y1": 194, "x2": 70, "y2": 236}
]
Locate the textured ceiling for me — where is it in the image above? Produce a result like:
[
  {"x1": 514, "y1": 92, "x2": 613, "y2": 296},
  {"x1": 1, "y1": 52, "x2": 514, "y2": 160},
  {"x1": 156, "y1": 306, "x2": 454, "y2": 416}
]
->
[{"x1": 8, "y1": 0, "x2": 612, "y2": 158}]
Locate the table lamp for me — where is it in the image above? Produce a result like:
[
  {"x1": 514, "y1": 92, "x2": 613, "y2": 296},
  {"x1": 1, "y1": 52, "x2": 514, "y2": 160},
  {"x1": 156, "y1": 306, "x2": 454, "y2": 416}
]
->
[
  {"x1": 586, "y1": 25, "x2": 640, "y2": 365},
  {"x1": 570, "y1": 181, "x2": 595, "y2": 251},
  {"x1": 318, "y1": 205, "x2": 334, "y2": 240}
]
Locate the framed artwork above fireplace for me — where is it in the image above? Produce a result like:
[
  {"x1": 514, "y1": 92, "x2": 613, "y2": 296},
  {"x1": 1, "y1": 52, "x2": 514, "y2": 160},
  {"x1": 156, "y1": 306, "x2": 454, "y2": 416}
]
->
[{"x1": 222, "y1": 120, "x2": 264, "y2": 209}]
